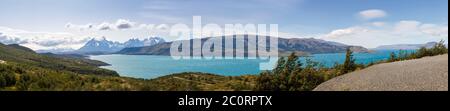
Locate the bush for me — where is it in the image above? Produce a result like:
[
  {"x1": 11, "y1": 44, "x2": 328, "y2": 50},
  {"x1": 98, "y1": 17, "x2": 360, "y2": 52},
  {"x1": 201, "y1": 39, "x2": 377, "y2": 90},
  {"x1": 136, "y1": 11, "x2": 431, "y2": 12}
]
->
[
  {"x1": 398, "y1": 40, "x2": 447, "y2": 61},
  {"x1": 0, "y1": 72, "x2": 17, "y2": 88},
  {"x1": 256, "y1": 53, "x2": 328, "y2": 91}
]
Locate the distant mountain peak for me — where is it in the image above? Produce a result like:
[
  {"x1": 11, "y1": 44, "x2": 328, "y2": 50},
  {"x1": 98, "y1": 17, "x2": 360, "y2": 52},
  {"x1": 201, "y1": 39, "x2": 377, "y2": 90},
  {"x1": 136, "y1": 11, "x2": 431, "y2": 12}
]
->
[
  {"x1": 374, "y1": 42, "x2": 438, "y2": 50},
  {"x1": 76, "y1": 36, "x2": 166, "y2": 54},
  {"x1": 123, "y1": 37, "x2": 166, "y2": 48}
]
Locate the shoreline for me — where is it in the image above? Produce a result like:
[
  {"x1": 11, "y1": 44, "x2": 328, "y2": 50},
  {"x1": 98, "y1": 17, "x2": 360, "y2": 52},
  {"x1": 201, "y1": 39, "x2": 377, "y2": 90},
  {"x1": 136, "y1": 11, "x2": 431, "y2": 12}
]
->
[{"x1": 88, "y1": 50, "x2": 408, "y2": 79}]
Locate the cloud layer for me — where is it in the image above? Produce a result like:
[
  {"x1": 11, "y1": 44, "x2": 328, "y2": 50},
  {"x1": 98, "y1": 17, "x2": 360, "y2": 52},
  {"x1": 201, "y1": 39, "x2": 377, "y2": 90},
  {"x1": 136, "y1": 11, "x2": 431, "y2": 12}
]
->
[
  {"x1": 0, "y1": 27, "x2": 90, "y2": 50},
  {"x1": 66, "y1": 19, "x2": 137, "y2": 31},
  {"x1": 320, "y1": 20, "x2": 448, "y2": 48}
]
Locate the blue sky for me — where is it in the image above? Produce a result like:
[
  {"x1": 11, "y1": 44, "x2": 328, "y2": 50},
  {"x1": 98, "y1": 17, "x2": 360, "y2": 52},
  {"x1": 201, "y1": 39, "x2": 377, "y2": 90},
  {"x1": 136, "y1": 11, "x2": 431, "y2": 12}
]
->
[{"x1": 0, "y1": 0, "x2": 448, "y2": 50}]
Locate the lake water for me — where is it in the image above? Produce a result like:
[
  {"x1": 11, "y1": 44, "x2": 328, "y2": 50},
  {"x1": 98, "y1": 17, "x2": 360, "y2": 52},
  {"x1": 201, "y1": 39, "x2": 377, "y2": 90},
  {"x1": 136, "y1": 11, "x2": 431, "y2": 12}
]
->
[{"x1": 90, "y1": 50, "x2": 411, "y2": 79}]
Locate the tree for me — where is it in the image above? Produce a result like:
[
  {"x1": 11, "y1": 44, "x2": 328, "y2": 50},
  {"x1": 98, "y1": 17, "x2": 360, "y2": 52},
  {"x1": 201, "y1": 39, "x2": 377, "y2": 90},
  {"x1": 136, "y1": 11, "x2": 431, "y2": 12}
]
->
[
  {"x1": 342, "y1": 47, "x2": 356, "y2": 74},
  {"x1": 294, "y1": 58, "x2": 324, "y2": 91},
  {"x1": 287, "y1": 58, "x2": 304, "y2": 91},
  {"x1": 398, "y1": 50, "x2": 409, "y2": 60},
  {"x1": 255, "y1": 71, "x2": 275, "y2": 91},
  {"x1": 256, "y1": 53, "x2": 328, "y2": 91},
  {"x1": 389, "y1": 52, "x2": 397, "y2": 62},
  {"x1": 0, "y1": 73, "x2": 16, "y2": 88},
  {"x1": 270, "y1": 56, "x2": 286, "y2": 91},
  {"x1": 278, "y1": 53, "x2": 300, "y2": 90},
  {"x1": 416, "y1": 47, "x2": 429, "y2": 58},
  {"x1": 273, "y1": 57, "x2": 286, "y2": 76},
  {"x1": 413, "y1": 40, "x2": 448, "y2": 59},
  {"x1": 431, "y1": 40, "x2": 448, "y2": 55},
  {"x1": 256, "y1": 53, "x2": 303, "y2": 91}
]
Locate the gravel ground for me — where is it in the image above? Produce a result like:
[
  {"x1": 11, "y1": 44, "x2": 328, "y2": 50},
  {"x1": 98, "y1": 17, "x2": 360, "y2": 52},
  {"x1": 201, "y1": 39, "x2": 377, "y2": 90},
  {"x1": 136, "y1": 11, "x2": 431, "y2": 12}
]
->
[{"x1": 314, "y1": 54, "x2": 448, "y2": 91}]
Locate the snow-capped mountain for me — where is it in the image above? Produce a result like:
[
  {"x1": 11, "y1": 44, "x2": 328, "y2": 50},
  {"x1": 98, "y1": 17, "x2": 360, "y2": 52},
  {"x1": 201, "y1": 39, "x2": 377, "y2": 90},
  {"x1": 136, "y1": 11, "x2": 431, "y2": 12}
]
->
[
  {"x1": 124, "y1": 37, "x2": 166, "y2": 48},
  {"x1": 123, "y1": 38, "x2": 143, "y2": 48},
  {"x1": 77, "y1": 37, "x2": 124, "y2": 53},
  {"x1": 143, "y1": 37, "x2": 166, "y2": 46},
  {"x1": 123, "y1": 37, "x2": 166, "y2": 48},
  {"x1": 76, "y1": 37, "x2": 165, "y2": 54}
]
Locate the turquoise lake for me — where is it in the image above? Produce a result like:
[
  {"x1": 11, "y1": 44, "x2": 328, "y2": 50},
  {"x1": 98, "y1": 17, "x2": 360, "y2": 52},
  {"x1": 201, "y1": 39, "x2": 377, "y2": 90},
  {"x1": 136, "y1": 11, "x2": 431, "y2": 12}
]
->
[{"x1": 90, "y1": 50, "x2": 412, "y2": 79}]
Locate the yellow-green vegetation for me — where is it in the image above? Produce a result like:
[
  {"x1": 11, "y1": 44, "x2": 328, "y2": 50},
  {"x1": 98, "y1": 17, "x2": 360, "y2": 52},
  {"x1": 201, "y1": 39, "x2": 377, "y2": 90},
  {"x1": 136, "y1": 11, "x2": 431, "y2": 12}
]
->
[
  {"x1": 142, "y1": 72, "x2": 257, "y2": 91},
  {"x1": 256, "y1": 53, "x2": 344, "y2": 91},
  {"x1": 1, "y1": 62, "x2": 135, "y2": 91},
  {"x1": 388, "y1": 40, "x2": 448, "y2": 62},
  {"x1": 0, "y1": 62, "x2": 257, "y2": 91},
  {"x1": 0, "y1": 43, "x2": 256, "y2": 91},
  {"x1": 0, "y1": 43, "x2": 118, "y2": 76},
  {"x1": 256, "y1": 41, "x2": 448, "y2": 91}
]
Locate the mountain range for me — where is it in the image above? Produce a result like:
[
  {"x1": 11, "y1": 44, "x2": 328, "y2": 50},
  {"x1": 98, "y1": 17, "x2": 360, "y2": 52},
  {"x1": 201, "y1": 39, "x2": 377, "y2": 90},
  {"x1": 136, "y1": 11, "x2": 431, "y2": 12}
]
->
[
  {"x1": 117, "y1": 35, "x2": 369, "y2": 56},
  {"x1": 76, "y1": 37, "x2": 165, "y2": 54},
  {"x1": 374, "y1": 42, "x2": 438, "y2": 50}
]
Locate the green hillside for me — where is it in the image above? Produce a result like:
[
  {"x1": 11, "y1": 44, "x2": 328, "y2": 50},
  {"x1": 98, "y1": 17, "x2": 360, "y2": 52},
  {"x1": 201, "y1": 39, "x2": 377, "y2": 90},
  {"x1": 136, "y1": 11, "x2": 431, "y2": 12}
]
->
[
  {"x1": 0, "y1": 62, "x2": 255, "y2": 91},
  {"x1": 0, "y1": 43, "x2": 255, "y2": 91},
  {"x1": 0, "y1": 43, "x2": 118, "y2": 76}
]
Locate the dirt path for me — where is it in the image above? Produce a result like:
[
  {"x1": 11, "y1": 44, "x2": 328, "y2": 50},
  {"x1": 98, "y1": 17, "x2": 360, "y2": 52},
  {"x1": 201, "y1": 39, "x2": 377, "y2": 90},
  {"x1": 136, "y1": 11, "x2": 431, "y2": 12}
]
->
[{"x1": 314, "y1": 54, "x2": 448, "y2": 91}]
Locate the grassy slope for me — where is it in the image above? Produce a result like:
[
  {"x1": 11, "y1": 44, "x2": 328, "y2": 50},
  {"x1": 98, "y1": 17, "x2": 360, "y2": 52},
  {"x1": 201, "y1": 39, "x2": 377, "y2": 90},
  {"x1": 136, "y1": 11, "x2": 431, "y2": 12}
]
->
[
  {"x1": 0, "y1": 44, "x2": 118, "y2": 76},
  {"x1": 0, "y1": 62, "x2": 256, "y2": 91},
  {"x1": 0, "y1": 43, "x2": 256, "y2": 91},
  {"x1": 146, "y1": 72, "x2": 256, "y2": 91}
]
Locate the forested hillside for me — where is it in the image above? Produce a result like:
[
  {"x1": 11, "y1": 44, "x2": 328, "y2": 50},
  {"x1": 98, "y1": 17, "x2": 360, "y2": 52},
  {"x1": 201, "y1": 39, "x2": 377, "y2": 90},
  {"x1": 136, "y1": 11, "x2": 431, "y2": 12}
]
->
[{"x1": 0, "y1": 43, "x2": 118, "y2": 76}]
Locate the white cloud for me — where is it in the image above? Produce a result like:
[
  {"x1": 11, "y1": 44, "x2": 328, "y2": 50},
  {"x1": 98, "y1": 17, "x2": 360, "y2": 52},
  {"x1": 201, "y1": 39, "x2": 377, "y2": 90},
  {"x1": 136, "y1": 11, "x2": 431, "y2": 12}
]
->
[
  {"x1": 320, "y1": 21, "x2": 448, "y2": 48},
  {"x1": 394, "y1": 20, "x2": 421, "y2": 32},
  {"x1": 66, "y1": 19, "x2": 138, "y2": 31},
  {"x1": 97, "y1": 22, "x2": 112, "y2": 31},
  {"x1": 0, "y1": 33, "x2": 27, "y2": 44},
  {"x1": 359, "y1": 9, "x2": 387, "y2": 20},
  {"x1": 115, "y1": 19, "x2": 135, "y2": 30},
  {"x1": 0, "y1": 26, "x2": 90, "y2": 50},
  {"x1": 323, "y1": 27, "x2": 369, "y2": 38},
  {"x1": 420, "y1": 24, "x2": 448, "y2": 37}
]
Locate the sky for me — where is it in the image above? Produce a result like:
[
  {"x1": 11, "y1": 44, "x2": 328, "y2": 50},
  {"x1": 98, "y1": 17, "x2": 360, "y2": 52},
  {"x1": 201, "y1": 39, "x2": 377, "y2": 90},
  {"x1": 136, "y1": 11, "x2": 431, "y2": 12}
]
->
[{"x1": 0, "y1": 0, "x2": 448, "y2": 50}]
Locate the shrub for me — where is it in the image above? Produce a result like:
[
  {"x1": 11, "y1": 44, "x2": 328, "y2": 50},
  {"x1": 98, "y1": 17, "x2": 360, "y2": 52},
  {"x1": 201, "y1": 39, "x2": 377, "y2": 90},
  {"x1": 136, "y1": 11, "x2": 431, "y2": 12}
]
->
[
  {"x1": 0, "y1": 72, "x2": 17, "y2": 88},
  {"x1": 256, "y1": 53, "x2": 328, "y2": 91}
]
